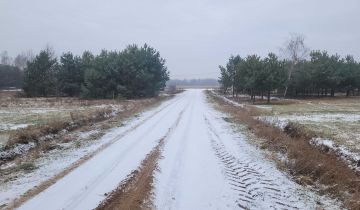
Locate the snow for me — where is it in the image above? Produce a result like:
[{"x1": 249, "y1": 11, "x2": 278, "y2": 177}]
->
[
  {"x1": 154, "y1": 91, "x2": 236, "y2": 209},
  {"x1": 0, "y1": 123, "x2": 30, "y2": 131},
  {"x1": 257, "y1": 113, "x2": 360, "y2": 130},
  {"x1": 258, "y1": 114, "x2": 360, "y2": 170},
  {"x1": 210, "y1": 90, "x2": 245, "y2": 108},
  {"x1": 9, "y1": 90, "x2": 341, "y2": 210},
  {"x1": 77, "y1": 130, "x2": 99, "y2": 140},
  {"x1": 153, "y1": 90, "x2": 339, "y2": 210},
  {"x1": 0, "y1": 142, "x2": 36, "y2": 160},
  {"x1": 311, "y1": 138, "x2": 360, "y2": 170}
]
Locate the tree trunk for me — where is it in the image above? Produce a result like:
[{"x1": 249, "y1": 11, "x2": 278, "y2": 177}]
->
[
  {"x1": 346, "y1": 90, "x2": 350, "y2": 97},
  {"x1": 232, "y1": 83, "x2": 234, "y2": 98},
  {"x1": 331, "y1": 89, "x2": 335, "y2": 97},
  {"x1": 267, "y1": 90, "x2": 271, "y2": 104},
  {"x1": 283, "y1": 86, "x2": 289, "y2": 98}
]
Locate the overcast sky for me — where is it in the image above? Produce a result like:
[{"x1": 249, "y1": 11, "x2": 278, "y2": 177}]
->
[{"x1": 1, "y1": 0, "x2": 359, "y2": 79}]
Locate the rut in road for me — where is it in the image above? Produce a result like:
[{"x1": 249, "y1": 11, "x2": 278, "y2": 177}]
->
[{"x1": 204, "y1": 116, "x2": 301, "y2": 210}]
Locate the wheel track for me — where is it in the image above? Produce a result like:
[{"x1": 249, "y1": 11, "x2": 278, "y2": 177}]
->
[
  {"x1": 155, "y1": 98, "x2": 195, "y2": 210},
  {"x1": 204, "y1": 116, "x2": 300, "y2": 210}
]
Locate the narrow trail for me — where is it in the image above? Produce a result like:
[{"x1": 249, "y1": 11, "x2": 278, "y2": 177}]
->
[{"x1": 16, "y1": 90, "x2": 339, "y2": 210}]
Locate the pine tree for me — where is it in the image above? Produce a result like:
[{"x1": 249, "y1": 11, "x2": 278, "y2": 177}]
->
[
  {"x1": 23, "y1": 50, "x2": 58, "y2": 97},
  {"x1": 58, "y1": 52, "x2": 84, "y2": 96}
]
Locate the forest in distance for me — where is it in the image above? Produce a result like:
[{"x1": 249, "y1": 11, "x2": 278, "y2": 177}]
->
[
  {"x1": 0, "y1": 44, "x2": 169, "y2": 99},
  {"x1": 218, "y1": 35, "x2": 360, "y2": 103}
]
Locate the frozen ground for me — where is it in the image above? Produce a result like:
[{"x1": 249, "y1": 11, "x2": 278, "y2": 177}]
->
[{"x1": 4, "y1": 90, "x2": 340, "y2": 210}]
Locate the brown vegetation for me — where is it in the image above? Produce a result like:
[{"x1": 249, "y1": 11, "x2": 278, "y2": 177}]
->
[
  {"x1": 208, "y1": 91, "x2": 360, "y2": 209},
  {"x1": 4, "y1": 108, "x2": 112, "y2": 150},
  {"x1": 96, "y1": 138, "x2": 164, "y2": 210}
]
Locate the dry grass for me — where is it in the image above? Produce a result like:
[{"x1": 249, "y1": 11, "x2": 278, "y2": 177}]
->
[
  {"x1": 208, "y1": 91, "x2": 360, "y2": 209},
  {"x1": 5, "y1": 108, "x2": 112, "y2": 149}
]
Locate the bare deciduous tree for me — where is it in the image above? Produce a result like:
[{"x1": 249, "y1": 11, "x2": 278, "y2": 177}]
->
[
  {"x1": 0, "y1": 50, "x2": 12, "y2": 65},
  {"x1": 14, "y1": 50, "x2": 34, "y2": 70},
  {"x1": 280, "y1": 33, "x2": 309, "y2": 98},
  {"x1": 45, "y1": 44, "x2": 56, "y2": 58}
]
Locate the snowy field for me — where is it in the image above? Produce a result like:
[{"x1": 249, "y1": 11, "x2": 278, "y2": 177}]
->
[
  {"x1": 250, "y1": 98, "x2": 360, "y2": 170},
  {"x1": 2, "y1": 90, "x2": 340, "y2": 210},
  {"x1": 0, "y1": 97, "x2": 135, "y2": 146}
]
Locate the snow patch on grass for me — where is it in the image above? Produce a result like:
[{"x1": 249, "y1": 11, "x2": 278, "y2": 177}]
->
[
  {"x1": 0, "y1": 123, "x2": 30, "y2": 131},
  {"x1": 210, "y1": 91, "x2": 245, "y2": 108},
  {"x1": 310, "y1": 138, "x2": 360, "y2": 170},
  {"x1": 0, "y1": 142, "x2": 36, "y2": 160}
]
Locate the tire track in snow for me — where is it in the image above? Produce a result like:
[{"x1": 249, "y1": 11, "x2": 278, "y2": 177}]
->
[
  {"x1": 204, "y1": 116, "x2": 300, "y2": 210},
  {"x1": 154, "y1": 99, "x2": 195, "y2": 210}
]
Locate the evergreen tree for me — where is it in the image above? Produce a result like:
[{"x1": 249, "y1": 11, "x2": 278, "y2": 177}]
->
[
  {"x1": 218, "y1": 65, "x2": 231, "y2": 94},
  {"x1": 23, "y1": 50, "x2": 58, "y2": 97},
  {"x1": 262, "y1": 53, "x2": 287, "y2": 103},
  {"x1": 58, "y1": 52, "x2": 84, "y2": 96}
]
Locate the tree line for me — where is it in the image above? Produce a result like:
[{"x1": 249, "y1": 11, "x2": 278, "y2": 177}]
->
[
  {"x1": 218, "y1": 36, "x2": 360, "y2": 102},
  {"x1": 0, "y1": 50, "x2": 34, "y2": 89},
  {"x1": 1, "y1": 44, "x2": 169, "y2": 99}
]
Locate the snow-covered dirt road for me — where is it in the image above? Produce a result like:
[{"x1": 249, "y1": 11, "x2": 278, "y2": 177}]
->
[{"x1": 17, "y1": 90, "x2": 338, "y2": 210}]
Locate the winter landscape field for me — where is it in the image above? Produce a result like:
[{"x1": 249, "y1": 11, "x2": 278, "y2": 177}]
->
[
  {"x1": 0, "y1": 90, "x2": 345, "y2": 210},
  {"x1": 1, "y1": 0, "x2": 360, "y2": 209}
]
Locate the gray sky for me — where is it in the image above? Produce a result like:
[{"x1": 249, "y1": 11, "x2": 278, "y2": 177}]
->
[{"x1": 1, "y1": 0, "x2": 359, "y2": 79}]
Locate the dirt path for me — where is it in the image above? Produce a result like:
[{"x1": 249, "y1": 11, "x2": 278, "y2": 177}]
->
[
  {"x1": 6, "y1": 96, "x2": 181, "y2": 210},
  {"x1": 16, "y1": 94, "x2": 187, "y2": 210},
  {"x1": 16, "y1": 90, "x2": 340, "y2": 210},
  {"x1": 95, "y1": 109, "x2": 184, "y2": 210},
  {"x1": 152, "y1": 90, "x2": 339, "y2": 209}
]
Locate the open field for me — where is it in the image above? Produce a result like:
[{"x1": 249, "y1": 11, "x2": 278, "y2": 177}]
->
[{"x1": 252, "y1": 98, "x2": 360, "y2": 168}]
